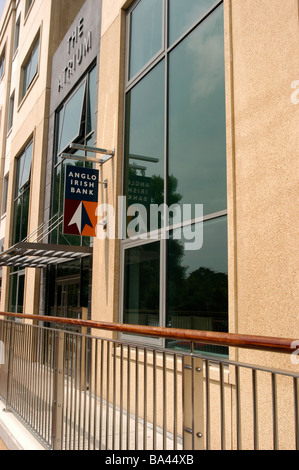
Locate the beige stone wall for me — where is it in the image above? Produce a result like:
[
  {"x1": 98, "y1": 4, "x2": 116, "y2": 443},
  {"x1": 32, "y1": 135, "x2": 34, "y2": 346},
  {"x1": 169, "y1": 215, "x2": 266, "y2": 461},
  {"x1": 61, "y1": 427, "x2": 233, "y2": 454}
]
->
[{"x1": 225, "y1": 0, "x2": 299, "y2": 371}]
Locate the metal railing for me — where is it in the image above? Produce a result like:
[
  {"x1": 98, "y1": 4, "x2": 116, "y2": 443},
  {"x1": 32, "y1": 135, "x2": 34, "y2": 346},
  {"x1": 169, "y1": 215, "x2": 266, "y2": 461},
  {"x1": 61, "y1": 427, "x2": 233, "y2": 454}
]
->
[{"x1": 0, "y1": 312, "x2": 298, "y2": 450}]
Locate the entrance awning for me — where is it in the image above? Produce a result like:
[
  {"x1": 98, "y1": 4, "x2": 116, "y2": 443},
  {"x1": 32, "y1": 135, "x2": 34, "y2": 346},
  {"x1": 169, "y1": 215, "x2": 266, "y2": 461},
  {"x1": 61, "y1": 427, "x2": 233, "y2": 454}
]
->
[{"x1": 0, "y1": 242, "x2": 93, "y2": 269}]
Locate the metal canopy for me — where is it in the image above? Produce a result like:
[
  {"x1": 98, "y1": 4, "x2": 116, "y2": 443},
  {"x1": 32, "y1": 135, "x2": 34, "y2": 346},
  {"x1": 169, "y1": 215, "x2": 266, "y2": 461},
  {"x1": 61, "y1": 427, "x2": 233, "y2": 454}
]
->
[{"x1": 0, "y1": 242, "x2": 93, "y2": 269}]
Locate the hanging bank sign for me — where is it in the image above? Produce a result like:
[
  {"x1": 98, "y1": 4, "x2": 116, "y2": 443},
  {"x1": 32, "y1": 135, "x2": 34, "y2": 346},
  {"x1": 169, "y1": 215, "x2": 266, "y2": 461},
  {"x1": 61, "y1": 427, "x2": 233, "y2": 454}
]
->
[{"x1": 63, "y1": 165, "x2": 99, "y2": 237}]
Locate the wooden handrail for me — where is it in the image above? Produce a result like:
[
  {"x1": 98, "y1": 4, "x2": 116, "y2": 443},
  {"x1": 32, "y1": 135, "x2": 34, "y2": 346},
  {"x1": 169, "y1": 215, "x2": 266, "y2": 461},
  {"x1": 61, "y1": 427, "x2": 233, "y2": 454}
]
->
[{"x1": 0, "y1": 311, "x2": 296, "y2": 354}]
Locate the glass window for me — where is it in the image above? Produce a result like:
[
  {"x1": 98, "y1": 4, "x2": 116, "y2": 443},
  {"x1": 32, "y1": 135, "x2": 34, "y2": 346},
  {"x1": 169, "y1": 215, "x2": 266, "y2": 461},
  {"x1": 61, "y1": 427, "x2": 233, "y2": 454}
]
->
[
  {"x1": 16, "y1": 140, "x2": 33, "y2": 194},
  {"x1": 7, "y1": 92, "x2": 15, "y2": 131},
  {"x1": 1, "y1": 175, "x2": 8, "y2": 216},
  {"x1": 13, "y1": 140, "x2": 33, "y2": 244},
  {"x1": 128, "y1": 0, "x2": 163, "y2": 80},
  {"x1": 0, "y1": 50, "x2": 5, "y2": 80},
  {"x1": 8, "y1": 270, "x2": 25, "y2": 314},
  {"x1": 167, "y1": 216, "x2": 228, "y2": 352},
  {"x1": 168, "y1": 5, "x2": 226, "y2": 218},
  {"x1": 13, "y1": 15, "x2": 21, "y2": 55},
  {"x1": 123, "y1": 1, "x2": 227, "y2": 347},
  {"x1": 123, "y1": 242, "x2": 160, "y2": 327},
  {"x1": 125, "y1": 61, "x2": 165, "y2": 234},
  {"x1": 168, "y1": 0, "x2": 217, "y2": 45},
  {"x1": 58, "y1": 81, "x2": 86, "y2": 154},
  {"x1": 22, "y1": 36, "x2": 39, "y2": 99}
]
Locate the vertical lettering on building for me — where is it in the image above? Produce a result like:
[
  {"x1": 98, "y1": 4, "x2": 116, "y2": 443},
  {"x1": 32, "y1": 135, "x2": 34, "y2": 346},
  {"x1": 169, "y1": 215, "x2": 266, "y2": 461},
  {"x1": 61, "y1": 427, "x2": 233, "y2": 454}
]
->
[{"x1": 58, "y1": 17, "x2": 92, "y2": 92}]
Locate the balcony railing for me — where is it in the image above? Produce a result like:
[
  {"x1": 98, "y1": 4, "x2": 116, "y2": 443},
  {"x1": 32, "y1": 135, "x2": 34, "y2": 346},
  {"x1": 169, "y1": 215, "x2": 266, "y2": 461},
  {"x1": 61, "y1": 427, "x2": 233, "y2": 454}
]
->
[{"x1": 0, "y1": 312, "x2": 298, "y2": 451}]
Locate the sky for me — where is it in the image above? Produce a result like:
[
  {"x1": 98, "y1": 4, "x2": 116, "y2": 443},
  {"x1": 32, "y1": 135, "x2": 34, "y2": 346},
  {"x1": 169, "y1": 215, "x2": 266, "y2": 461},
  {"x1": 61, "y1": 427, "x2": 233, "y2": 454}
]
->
[{"x1": 0, "y1": 0, "x2": 6, "y2": 21}]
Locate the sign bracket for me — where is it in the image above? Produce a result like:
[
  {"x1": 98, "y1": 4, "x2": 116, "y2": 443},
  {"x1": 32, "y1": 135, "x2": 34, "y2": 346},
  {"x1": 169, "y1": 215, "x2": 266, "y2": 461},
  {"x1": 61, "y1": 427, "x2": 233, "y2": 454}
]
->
[{"x1": 60, "y1": 143, "x2": 115, "y2": 167}]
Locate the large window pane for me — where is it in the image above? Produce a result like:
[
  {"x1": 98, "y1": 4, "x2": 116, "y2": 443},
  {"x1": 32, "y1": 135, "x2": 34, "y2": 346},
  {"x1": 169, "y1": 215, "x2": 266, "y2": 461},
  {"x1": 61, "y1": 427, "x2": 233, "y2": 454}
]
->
[
  {"x1": 123, "y1": 242, "x2": 160, "y2": 327},
  {"x1": 22, "y1": 38, "x2": 39, "y2": 97},
  {"x1": 58, "y1": 81, "x2": 86, "y2": 153},
  {"x1": 167, "y1": 216, "x2": 228, "y2": 352},
  {"x1": 13, "y1": 141, "x2": 33, "y2": 244},
  {"x1": 129, "y1": 0, "x2": 163, "y2": 79},
  {"x1": 168, "y1": 0, "x2": 217, "y2": 45},
  {"x1": 18, "y1": 141, "x2": 33, "y2": 193},
  {"x1": 125, "y1": 61, "x2": 165, "y2": 234},
  {"x1": 168, "y1": 5, "x2": 226, "y2": 218}
]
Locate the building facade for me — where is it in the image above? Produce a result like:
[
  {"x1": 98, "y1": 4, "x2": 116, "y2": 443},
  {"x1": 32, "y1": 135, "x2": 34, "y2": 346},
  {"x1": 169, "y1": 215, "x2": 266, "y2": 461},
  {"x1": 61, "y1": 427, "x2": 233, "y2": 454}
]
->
[{"x1": 0, "y1": 0, "x2": 298, "y2": 449}]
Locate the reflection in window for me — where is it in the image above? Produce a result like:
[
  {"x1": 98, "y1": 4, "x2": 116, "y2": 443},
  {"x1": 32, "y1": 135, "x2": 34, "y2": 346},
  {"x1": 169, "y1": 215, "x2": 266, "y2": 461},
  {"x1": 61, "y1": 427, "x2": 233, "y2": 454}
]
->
[
  {"x1": 123, "y1": 242, "x2": 160, "y2": 327},
  {"x1": 25, "y1": 0, "x2": 34, "y2": 16},
  {"x1": 22, "y1": 36, "x2": 39, "y2": 98},
  {"x1": 168, "y1": 0, "x2": 216, "y2": 45},
  {"x1": 168, "y1": 5, "x2": 226, "y2": 217},
  {"x1": 128, "y1": 0, "x2": 163, "y2": 80},
  {"x1": 125, "y1": 61, "x2": 165, "y2": 233},
  {"x1": 58, "y1": 82, "x2": 86, "y2": 154},
  {"x1": 13, "y1": 140, "x2": 33, "y2": 244},
  {"x1": 123, "y1": 1, "x2": 227, "y2": 348},
  {"x1": 167, "y1": 216, "x2": 228, "y2": 354},
  {"x1": 13, "y1": 15, "x2": 21, "y2": 55},
  {"x1": 0, "y1": 50, "x2": 5, "y2": 80},
  {"x1": 1, "y1": 175, "x2": 8, "y2": 216},
  {"x1": 7, "y1": 92, "x2": 15, "y2": 132}
]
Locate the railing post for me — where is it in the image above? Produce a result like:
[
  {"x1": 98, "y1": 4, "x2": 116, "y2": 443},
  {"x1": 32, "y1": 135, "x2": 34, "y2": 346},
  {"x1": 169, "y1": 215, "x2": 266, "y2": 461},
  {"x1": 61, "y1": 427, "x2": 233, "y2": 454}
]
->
[
  {"x1": 4, "y1": 322, "x2": 15, "y2": 412},
  {"x1": 182, "y1": 344, "x2": 204, "y2": 450},
  {"x1": 52, "y1": 331, "x2": 65, "y2": 450}
]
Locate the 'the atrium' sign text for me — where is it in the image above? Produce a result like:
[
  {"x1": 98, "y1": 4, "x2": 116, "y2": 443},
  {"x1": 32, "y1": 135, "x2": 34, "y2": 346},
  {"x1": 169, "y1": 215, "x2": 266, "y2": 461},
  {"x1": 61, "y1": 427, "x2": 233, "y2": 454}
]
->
[{"x1": 58, "y1": 17, "x2": 92, "y2": 92}]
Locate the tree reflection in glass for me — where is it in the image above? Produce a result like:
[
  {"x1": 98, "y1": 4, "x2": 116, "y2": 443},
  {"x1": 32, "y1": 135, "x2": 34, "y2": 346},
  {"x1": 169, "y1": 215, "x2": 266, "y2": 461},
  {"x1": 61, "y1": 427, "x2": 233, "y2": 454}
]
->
[{"x1": 167, "y1": 216, "x2": 228, "y2": 354}]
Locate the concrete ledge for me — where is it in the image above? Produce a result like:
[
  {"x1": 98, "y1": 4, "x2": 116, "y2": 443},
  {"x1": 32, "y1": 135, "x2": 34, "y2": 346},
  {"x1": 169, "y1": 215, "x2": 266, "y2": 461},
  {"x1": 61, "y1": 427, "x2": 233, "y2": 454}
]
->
[{"x1": 0, "y1": 399, "x2": 46, "y2": 451}]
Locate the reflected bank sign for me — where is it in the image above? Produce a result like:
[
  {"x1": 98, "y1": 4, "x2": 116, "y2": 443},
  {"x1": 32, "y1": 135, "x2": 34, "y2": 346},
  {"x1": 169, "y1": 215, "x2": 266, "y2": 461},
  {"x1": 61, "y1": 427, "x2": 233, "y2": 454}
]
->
[{"x1": 63, "y1": 165, "x2": 99, "y2": 237}]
